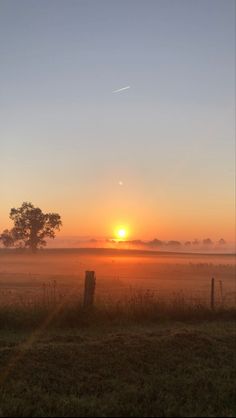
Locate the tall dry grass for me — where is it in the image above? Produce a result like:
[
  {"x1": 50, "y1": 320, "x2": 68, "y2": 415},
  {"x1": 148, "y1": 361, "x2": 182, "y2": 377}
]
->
[{"x1": 0, "y1": 287, "x2": 235, "y2": 330}]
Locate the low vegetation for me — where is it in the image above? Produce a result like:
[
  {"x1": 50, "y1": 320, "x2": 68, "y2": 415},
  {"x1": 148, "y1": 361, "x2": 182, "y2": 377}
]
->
[
  {"x1": 0, "y1": 292, "x2": 235, "y2": 330},
  {"x1": 0, "y1": 251, "x2": 235, "y2": 416},
  {"x1": 0, "y1": 320, "x2": 235, "y2": 417}
]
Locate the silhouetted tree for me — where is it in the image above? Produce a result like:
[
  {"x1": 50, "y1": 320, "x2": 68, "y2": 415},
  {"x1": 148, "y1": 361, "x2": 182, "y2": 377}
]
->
[
  {"x1": 147, "y1": 239, "x2": 164, "y2": 247},
  {"x1": 185, "y1": 241, "x2": 192, "y2": 246},
  {"x1": 218, "y1": 238, "x2": 226, "y2": 245},
  {"x1": 0, "y1": 229, "x2": 15, "y2": 248},
  {"x1": 203, "y1": 238, "x2": 213, "y2": 245},
  {"x1": 1, "y1": 202, "x2": 62, "y2": 252},
  {"x1": 167, "y1": 240, "x2": 181, "y2": 247}
]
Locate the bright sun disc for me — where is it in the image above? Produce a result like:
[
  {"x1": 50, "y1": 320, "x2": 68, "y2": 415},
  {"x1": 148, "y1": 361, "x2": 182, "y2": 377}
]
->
[{"x1": 117, "y1": 228, "x2": 127, "y2": 239}]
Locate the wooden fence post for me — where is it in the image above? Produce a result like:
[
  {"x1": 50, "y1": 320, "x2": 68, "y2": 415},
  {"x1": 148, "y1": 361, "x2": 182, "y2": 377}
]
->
[
  {"x1": 83, "y1": 271, "x2": 96, "y2": 309},
  {"x1": 211, "y1": 277, "x2": 215, "y2": 310}
]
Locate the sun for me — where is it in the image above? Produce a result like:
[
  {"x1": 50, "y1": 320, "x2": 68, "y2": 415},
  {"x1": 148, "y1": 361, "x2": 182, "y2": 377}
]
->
[{"x1": 116, "y1": 228, "x2": 127, "y2": 240}]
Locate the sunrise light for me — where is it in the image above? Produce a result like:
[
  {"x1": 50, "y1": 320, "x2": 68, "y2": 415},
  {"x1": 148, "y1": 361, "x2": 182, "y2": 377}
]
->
[
  {"x1": 116, "y1": 228, "x2": 127, "y2": 240},
  {"x1": 0, "y1": 2, "x2": 234, "y2": 416}
]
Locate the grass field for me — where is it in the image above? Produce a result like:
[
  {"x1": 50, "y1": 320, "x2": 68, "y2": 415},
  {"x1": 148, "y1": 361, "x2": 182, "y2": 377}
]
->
[
  {"x1": 0, "y1": 249, "x2": 235, "y2": 308},
  {"x1": 0, "y1": 321, "x2": 235, "y2": 417},
  {"x1": 0, "y1": 249, "x2": 235, "y2": 417}
]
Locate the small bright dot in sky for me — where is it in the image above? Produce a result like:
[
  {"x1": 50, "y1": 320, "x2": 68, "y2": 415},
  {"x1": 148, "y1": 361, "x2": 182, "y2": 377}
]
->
[{"x1": 119, "y1": 181, "x2": 123, "y2": 186}]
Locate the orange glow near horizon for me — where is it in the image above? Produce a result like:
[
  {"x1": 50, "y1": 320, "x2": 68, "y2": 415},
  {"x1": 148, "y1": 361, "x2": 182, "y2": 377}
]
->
[{"x1": 0, "y1": 199, "x2": 235, "y2": 245}]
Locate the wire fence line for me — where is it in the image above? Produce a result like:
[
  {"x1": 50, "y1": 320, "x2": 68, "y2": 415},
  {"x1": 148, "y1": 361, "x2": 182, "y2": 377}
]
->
[{"x1": 0, "y1": 272, "x2": 235, "y2": 308}]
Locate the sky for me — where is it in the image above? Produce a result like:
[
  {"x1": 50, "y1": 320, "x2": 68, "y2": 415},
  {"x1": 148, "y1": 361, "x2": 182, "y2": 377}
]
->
[{"x1": 0, "y1": 0, "x2": 235, "y2": 244}]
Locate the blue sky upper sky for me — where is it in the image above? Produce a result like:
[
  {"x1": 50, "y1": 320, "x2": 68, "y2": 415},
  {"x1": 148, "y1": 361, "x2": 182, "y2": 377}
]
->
[{"x1": 0, "y1": 0, "x2": 235, "y2": 241}]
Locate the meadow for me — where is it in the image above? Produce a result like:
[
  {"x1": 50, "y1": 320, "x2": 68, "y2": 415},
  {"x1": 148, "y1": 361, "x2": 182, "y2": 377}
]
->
[
  {"x1": 0, "y1": 321, "x2": 235, "y2": 417},
  {"x1": 0, "y1": 249, "x2": 235, "y2": 417},
  {"x1": 0, "y1": 248, "x2": 235, "y2": 310}
]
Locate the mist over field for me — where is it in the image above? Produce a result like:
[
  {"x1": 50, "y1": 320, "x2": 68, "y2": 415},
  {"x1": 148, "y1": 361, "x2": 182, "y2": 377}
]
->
[
  {"x1": 44, "y1": 236, "x2": 235, "y2": 253},
  {"x1": 0, "y1": 249, "x2": 235, "y2": 308}
]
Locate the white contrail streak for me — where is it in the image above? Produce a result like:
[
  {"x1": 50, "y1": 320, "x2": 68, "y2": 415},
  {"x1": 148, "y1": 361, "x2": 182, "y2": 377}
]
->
[{"x1": 112, "y1": 86, "x2": 130, "y2": 93}]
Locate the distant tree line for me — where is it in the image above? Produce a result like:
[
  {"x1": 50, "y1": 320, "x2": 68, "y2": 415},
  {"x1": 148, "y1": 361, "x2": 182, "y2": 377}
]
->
[{"x1": 108, "y1": 237, "x2": 226, "y2": 248}]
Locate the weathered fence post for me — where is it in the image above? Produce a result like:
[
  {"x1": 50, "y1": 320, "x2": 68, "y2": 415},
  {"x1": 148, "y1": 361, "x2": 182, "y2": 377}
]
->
[
  {"x1": 83, "y1": 271, "x2": 96, "y2": 309},
  {"x1": 211, "y1": 277, "x2": 215, "y2": 310}
]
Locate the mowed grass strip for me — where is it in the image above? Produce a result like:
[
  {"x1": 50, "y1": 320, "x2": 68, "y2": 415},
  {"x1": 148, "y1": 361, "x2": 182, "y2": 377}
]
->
[{"x1": 0, "y1": 321, "x2": 235, "y2": 417}]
